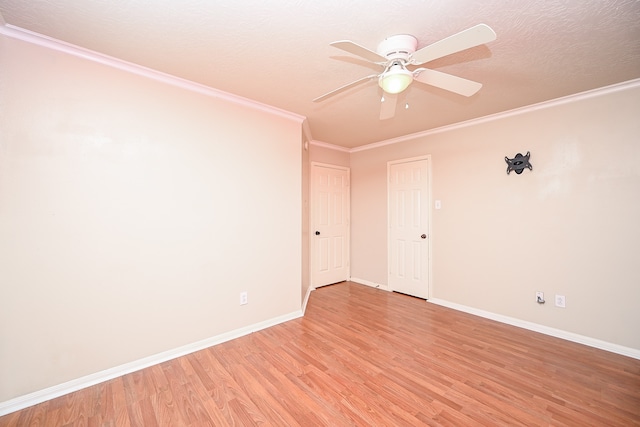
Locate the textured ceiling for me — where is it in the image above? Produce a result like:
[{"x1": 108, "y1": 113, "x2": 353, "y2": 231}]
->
[{"x1": 1, "y1": 0, "x2": 639, "y2": 149}]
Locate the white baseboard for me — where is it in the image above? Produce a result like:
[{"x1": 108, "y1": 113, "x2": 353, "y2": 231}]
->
[
  {"x1": 349, "y1": 277, "x2": 388, "y2": 291},
  {"x1": 6, "y1": 296, "x2": 636, "y2": 417},
  {"x1": 428, "y1": 298, "x2": 640, "y2": 360},
  {"x1": 0, "y1": 310, "x2": 303, "y2": 416}
]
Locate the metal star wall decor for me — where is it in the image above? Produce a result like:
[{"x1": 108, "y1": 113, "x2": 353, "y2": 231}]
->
[{"x1": 505, "y1": 151, "x2": 532, "y2": 175}]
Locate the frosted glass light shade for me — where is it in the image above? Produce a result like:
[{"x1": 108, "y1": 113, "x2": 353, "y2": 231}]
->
[{"x1": 379, "y1": 65, "x2": 413, "y2": 94}]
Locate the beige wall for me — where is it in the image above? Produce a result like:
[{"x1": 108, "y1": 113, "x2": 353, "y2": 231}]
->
[
  {"x1": 350, "y1": 83, "x2": 640, "y2": 350},
  {"x1": 2, "y1": 23, "x2": 638, "y2": 409},
  {"x1": 309, "y1": 143, "x2": 350, "y2": 167},
  {"x1": 301, "y1": 125, "x2": 311, "y2": 302},
  {"x1": 0, "y1": 36, "x2": 302, "y2": 402}
]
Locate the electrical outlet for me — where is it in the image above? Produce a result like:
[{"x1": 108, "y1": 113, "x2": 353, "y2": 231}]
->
[
  {"x1": 555, "y1": 294, "x2": 566, "y2": 308},
  {"x1": 536, "y1": 291, "x2": 545, "y2": 304},
  {"x1": 240, "y1": 291, "x2": 248, "y2": 305}
]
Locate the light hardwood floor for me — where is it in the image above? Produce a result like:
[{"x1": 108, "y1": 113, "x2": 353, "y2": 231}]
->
[{"x1": 1, "y1": 281, "x2": 639, "y2": 426}]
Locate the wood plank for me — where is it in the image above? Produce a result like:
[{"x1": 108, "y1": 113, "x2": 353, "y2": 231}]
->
[
  {"x1": 182, "y1": 372, "x2": 235, "y2": 426},
  {"x1": 1, "y1": 281, "x2": 639, "y2": 426},
  {"x1": 126, "y1": 397, "x2": 158, "y2": 427}
]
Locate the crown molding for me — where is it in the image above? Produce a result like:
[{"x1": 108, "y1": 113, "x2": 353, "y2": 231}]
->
[
  {"x1": 351, "y1": 78, "x2": 640, "y2": 153},
  {"x1": 0, "y1": 24, "x2": 305, "y2": 124},
  {"x1": 310, "y1": 139, "x2": 351, "y2": 153},
  {"x1": 4, "y1": 21, "x2": 638, "y2": 153}
]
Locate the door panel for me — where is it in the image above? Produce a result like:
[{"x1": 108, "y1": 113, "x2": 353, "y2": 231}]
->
[
  {"x1": 312, "y1": 164, "x2": 350, "y2": 287},
  {"x1": 388, "y1": 158, "x2": 429, "y2": 298}
]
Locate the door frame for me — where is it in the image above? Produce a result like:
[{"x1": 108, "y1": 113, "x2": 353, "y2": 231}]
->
[
  {"x1": 310, "y1": 162, "x2": 351, "y2": 289},
  {"x1": 387, "y1": 155, "x2": 432, "y2": 299}
]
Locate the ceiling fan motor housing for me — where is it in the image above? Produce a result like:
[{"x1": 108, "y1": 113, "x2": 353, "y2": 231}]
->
[{"x1": 377, "y1": 34, "x2": 418, "y2": 62}]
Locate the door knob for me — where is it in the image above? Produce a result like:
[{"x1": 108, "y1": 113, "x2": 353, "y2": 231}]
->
[
  {"x1": 421, "y1": 234, "x2": 427, "y2": 239},
  {"x1": 315, "y1": 231, "x2": 320, "y2": 235}
]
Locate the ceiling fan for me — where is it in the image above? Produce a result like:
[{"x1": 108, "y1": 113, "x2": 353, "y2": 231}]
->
[{"x1": 313, "y1": 24, "x2": 497, "y2": 120}]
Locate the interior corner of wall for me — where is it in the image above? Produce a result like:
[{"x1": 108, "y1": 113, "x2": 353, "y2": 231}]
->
[{"x1": 302, "y1": 118, "x2": 313, "y2": 143}]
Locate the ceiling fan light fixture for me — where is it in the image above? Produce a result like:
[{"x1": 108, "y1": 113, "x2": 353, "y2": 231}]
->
[{"x1": 379, "y1": 64, "x2": 413, "y2": 94}]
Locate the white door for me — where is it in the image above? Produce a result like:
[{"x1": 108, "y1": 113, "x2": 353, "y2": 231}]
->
[
  {"x1": 311, "y1": 163, "x2": 350, "y2": 288},
  {"x1": 388, "y1": 157, "x2": 430, "y2": 299}
]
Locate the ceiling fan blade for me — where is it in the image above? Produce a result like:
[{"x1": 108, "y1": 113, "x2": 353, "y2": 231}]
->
[
  {"x1": 330, "y1": 40, "x2": 388, "y2": 63},
  {"x1": 379, "y1": 93, "x2": 398, "y2": 120},
  {"x1": 414, "y1": 68, "x2": 483, "y2": 96},
  {"x1": 411, "y1": 24, "x2": 496, "y2": 65},
  {"x1": 313, "y1": 74, "x2": 378, "y2": 102}
]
